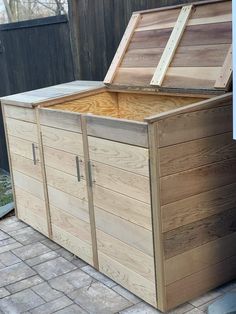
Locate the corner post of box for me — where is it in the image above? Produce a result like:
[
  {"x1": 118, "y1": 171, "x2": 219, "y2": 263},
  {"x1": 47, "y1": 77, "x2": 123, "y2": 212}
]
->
[{"x1": 147, "y1": 121, "x2": 166, "y2": 311}]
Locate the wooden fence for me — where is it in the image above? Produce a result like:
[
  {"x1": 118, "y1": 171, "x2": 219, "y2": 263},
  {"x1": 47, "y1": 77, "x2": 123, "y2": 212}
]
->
[
  {"x1": 68, "y1": 0, "x2": 200, "y2": 81},
  {"x1": 0, "y1": 15, "x2": 75, "y2": 170}
]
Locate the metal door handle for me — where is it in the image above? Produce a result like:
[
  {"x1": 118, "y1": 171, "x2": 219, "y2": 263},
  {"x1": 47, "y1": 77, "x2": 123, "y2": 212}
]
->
[
  {"x1": 88, "y1": 161, "x2": 94, "y2": 187},
  {"x1": 76, "y1": 156, "x2": 81, "y2": 182},
  {"x1": 32, "y1": 143, "x2": 37, "y2": 165}
]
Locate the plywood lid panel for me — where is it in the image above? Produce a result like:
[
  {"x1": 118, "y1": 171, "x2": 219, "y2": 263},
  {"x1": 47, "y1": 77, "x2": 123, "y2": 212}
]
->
[{"x1": 104, "y1": 0, "x2": 232, "y2": 94}]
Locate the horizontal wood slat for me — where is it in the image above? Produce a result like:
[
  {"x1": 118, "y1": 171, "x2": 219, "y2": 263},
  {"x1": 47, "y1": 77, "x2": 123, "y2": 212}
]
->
[
  {"x1": 159, "y1": 132, "x2": 236, "y2": 177},
  {"x1": 6, "y1": 118, "x2": 38, "y2": 142},
  {"x1": 39, "y1": 108, "x2": 82, "y2": 133},
  {"x1": 41, "y1": 125, "x2": 84, "y2": 155},
  {"x1": 166, "y1": 254, "x2": 236, "y2": 309},
  {"x1": 95, "y1": 207, "x2": 153, "y2": 257},
  {"x1": 161, "y1": 158, "x2": 236, "y2": 205},
  {"x1": 88, "y1": 136, "x2": 149, "y2": 176},
  {"x1": 163, "y1": 207, "x2": 236, "y2": 259},
  {"x1": 11, "y1": 153, "x2": 42, "y2": 181},
  {"x1": 162, "y1": 182, "x2": 236, "y2": 233},
  {"x1": 4, "y1": 105, "x2": 36, "y2": 123},
  {"x1": 165, "y1": 232, "x2": 236, "y2": 285},
  {"x1": 157, "y1": 104, "x2": 232, "y2": 147},
  {"x1": 8, "y1": 136, "x2": 39, "y2": 161}
]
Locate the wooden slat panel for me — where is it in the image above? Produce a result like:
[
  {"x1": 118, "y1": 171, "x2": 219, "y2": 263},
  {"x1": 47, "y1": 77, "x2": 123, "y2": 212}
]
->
[
  {"x1": 166, "y1": 255, "x2": 236, "y2": 310},
  {"x1": 15, "y1": 187, "x2": 47, "y2": 219},
  {"x1": 104, "y1": 13, "x2": 141, "y2": 84},
  {"x1": 99, "y1": 252, "x2": 157, "y2": 306},
  {"x1": 13, "y1": 170, "x2": 44, "y2": 200},
  {"x1": 160, "y1": 132, "x2": 236, "y2": 177},
  {"x1": 52, "y1": 224, "x2": 93, "y2": 266},
  {"x1": 136, "y1": 1, "x2": 231, "y2": 32},
  {"x1": 113, "y1": 67, "x2": 155, "y2": 86},
  {"x1": 97, "y1": 229, "x2": 155, "y2": 281},
  {"x1": 50, "y1": 206, "x2": 92, "y2": 245},
  {"x1": 41, "y1": 125, "x2": 84, "y2": 155},
  {"x1": 39, "y1": 108, "x2": 82, "y2": 133},
  {"x1": 47, "y1": 186, "x2": 89, "y2": 223},
  {"x1": 163, "y1": 67, "x2": 221, "y2": 90},
  {"x1": 94, "y1": 185, "x2": 152, "y2": 230},
  {"x1": 86, "y1": 115, "x2": 148, "y2": 148},
  {"x1": 151, "y1": 5, "x2": 193, "y2": 86},
  {"x1": 6, "y1": 118, "x2": 38, "y2": 142},
  {"x1": 214, "y1": 44, "x2": 232, "y2": 89},
  {"x1": 89, "y1": 136, "x2": 149, "y2": 176},
  {"x1": 162, "y1": 182, "x2": 236, "y2": 233},
  {"x1": 45, "y1": 166, "x2": 87, "y2": 200},
  {"x1": 163, "y1": 207, "x2": 236, "y2": 259},
  {"x1": 8, "y1": 136, "x2": 39, "y2": 162},
  {"x1": 161, "y1": 158, "x2": 236, "y2": 205},
  {"x1": 122, "y1": 44, "x2": 230, "y2": 68},
  {"x1": 11, "y1": 153, "x2": 42, "y2": 181},
  {"x1": 4, "y1": 105, "x2": 36, "y2": 123},
  {"x1": 43, "y1": 146, "x2": 77, "y2": 176},
  {"x1": 17, "y1": 203, "x2": 48, "y2": 236},
  {"x1": 95, "y1": 207, "x2": 153, "y2": 257},
  {"x1": 157, "y1": 105, "x2": 232, "y2": 147},
  {"x1": 93, "y1": 161, "x2": 150, "y2": 203},
  {"x1": 165, "y1": 232, "x2": 236, "y2": 285}
]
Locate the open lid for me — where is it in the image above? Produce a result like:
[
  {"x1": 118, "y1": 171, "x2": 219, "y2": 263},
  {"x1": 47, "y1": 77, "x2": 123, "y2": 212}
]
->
[{"x1": 104, "y1": 0, "x2": 232, "y2": 95}]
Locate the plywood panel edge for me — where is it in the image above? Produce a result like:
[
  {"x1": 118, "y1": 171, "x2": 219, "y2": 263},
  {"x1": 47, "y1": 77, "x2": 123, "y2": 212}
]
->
[{"x1": 147, "y1": 122, "x2": 166, "y2": 311}]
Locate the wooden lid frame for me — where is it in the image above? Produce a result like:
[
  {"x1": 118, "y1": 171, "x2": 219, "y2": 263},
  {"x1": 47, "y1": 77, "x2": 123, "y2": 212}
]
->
[{"x1": 104, "y1": 0, "x2": 232, "y2": 95}]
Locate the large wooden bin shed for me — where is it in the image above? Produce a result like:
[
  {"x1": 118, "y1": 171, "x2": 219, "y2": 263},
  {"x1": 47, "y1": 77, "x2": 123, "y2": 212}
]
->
[{"x1": 1, "y1": 0, "x2": 236, "y2": 311}]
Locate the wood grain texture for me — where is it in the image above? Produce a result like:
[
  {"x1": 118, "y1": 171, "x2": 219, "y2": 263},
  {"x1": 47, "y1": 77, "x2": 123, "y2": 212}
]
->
[
  {"x1": 4, "y1": 105, "x2": 36, "y2": 122},
  {"x1": 51, "y1": 92, "x2": 119, "y2": 118},
  {"x1": 161, "y1": 158, "x2": 236, "y2": 205},
  {"x1": 45, "y1": 166, "x2": 87, "y2": 200},
  {"x1": 214, "y1": 44, "x2": 232, "y2": 89},
  {"x1": 88, "y1": 136, "x2": 149, "y2": 176},
  {"x1": 13, "y1": 170, "x2": 44, "y2": 200},
  {"x1": 118, "y1": 93, "x2": 201, "y2": 121},
  {"x1": 163, "y1": 207, "x2": 236, "y2": 259},
  {"x1": 41, "y1": 125, "x2": 84, "y2": 155},
  {"x1": 162, "y1": 182, "x2": 236, "y2": 233},
  {"x1": 50, "y1": 205, "x2": 92, "y2": 244},
  {"x1": 15, "y1": 186, "x2": 47, "y2": 219},
  {"x1": 93, "y1": 185, "x2": 152, "y2": 230},
  {"x1": 47, "y1": 186, "x2": 89, "y2": 223},
  {"x1": 17, "y1": 202, "x2": 48, "y2": 236},
  {"x1": 39, "y1": 108, "x2": 82, "y2": 133},
  {"x1": 11, "y1": 153, "x2": 42, "y2": 181},
  {"x1": 8, "y1": 136, "x2": 40, "y2": 162},
  {"x1": 157, "y1": 104, "x2": 232, "y2": 147},
  {"x1": 166, "y1": 255, "x2": 236, "y2": 310},
  {"x1": 52, "y1": 224, "x2": 93, "y2": 265},
  {"x1": 159, "y1": 132, "x2": 236, "y2": 177},
  {"x1": 43, "y1": 146, "x2": 78, "y2": 176},
  {"x1": 98, "y1": 252, "x2": 157, "y2": 307},
  {"x1": 97, "y1": 229, "x2": 155, "y2": 281},
  {"x1": 95, "y1": 207, "x2": 153, "y2": 257},
  {"x1": 165, "y1": 232, "x2": 236, "y2": 285},
  {"x1": 5, "y1": 118, "x2": 38, "y2": 142},
  {"x1": 93, "y1": 161, "x2": 151, "y2": 203},
  {"x1": 86, "y1": 114, "x2": 148, "y2": 147}
]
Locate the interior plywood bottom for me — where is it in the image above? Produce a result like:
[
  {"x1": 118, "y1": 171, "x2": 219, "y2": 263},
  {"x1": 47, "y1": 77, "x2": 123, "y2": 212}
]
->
[{"x1": 49, "y1": 91, "x2": 203, "y2": 121}]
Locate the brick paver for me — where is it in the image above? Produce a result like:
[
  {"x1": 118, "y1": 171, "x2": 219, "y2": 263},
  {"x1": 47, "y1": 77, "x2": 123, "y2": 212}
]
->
[{"x1": 0, "y1": 216, "x2": 235, "y2": 314}]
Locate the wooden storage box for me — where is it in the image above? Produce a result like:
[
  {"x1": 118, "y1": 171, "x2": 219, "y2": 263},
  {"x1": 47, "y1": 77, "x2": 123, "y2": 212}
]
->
[{"x1": 1, "y1": 0, "x2": 235, "y2": 311}]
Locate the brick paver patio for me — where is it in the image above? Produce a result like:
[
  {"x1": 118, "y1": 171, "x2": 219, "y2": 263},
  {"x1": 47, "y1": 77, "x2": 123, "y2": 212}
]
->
[{"x1": 0, "y1": 216, "x2": 235, "y2": 314}]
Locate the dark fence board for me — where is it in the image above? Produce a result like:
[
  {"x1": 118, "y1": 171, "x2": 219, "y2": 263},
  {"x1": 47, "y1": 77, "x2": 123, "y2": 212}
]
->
[
  {"x1": 69, "y1": 0, "x2": 202, "y2": 81},
  {"x1": 0, "y1": 15, "x2": 75, "y2": 170}
]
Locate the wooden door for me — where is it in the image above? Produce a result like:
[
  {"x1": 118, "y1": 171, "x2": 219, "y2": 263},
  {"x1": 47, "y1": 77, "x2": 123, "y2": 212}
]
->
[
  {"x1": 87, "y1": 135, "x2": 157, "y2": 306},
  {"x1": 39, "y1": 109, "x2": 94, "y2": 266},
  {"x1": 3, "y1": 105, "x2": 49, "y2": 236}
]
